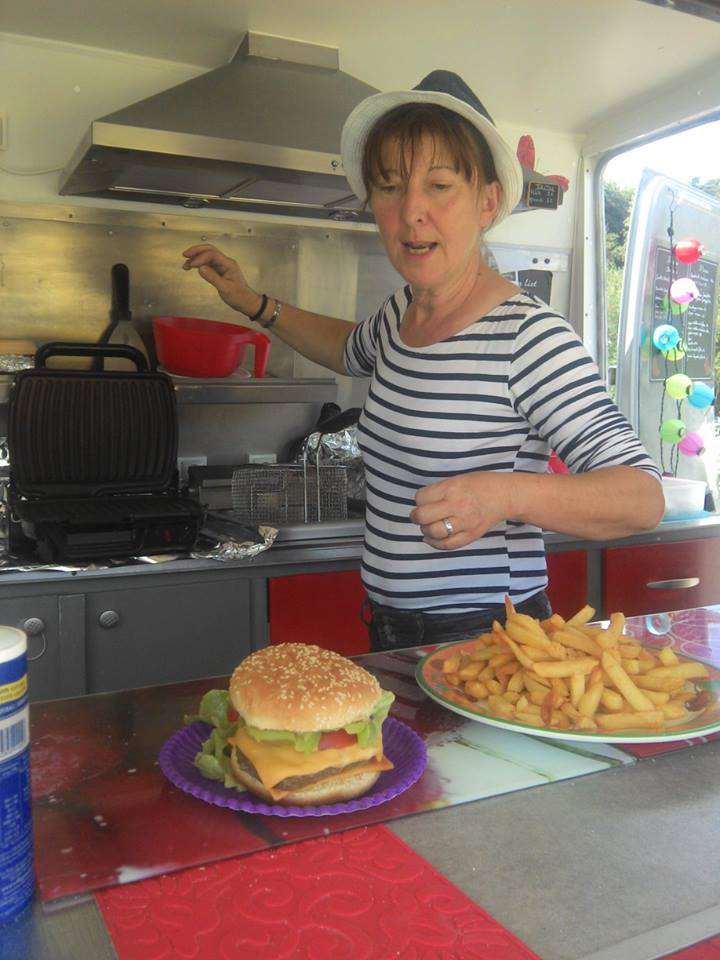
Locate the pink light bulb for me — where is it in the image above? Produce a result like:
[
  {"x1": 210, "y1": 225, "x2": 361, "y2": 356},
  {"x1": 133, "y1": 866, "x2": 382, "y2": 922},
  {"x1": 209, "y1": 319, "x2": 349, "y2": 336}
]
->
[
  {"x1": 677, "y1": 431, "x2": 705, "y2": 456},
  {"x1": 670, "y1": 277, "x2": 699, "y2": 305}
]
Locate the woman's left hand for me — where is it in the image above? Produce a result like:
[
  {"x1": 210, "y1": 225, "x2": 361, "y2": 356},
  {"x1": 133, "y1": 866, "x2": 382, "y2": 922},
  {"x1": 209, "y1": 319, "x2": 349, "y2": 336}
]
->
[{"x1": 410, "y1": 473, "x2": 514, "y2": 550}]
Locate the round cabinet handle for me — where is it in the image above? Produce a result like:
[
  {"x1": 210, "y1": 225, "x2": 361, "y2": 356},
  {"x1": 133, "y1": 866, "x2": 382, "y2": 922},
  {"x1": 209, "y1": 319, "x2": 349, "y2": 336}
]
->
[
  {"x1": 645, "y1": 577, "x2": 700, "y2": 590},
  {"x1": 22, "y1": 617, "x2": 47, "y2": 662},
  {"x1": 98, "y1": 610, "x2": 121, "y2": 629}
]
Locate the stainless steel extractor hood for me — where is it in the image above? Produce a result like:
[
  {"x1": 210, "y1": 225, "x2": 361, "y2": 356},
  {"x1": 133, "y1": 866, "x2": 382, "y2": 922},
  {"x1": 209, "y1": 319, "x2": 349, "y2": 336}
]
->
[
  {"x1": 60, "y1": 31, "x2": 564, "y2": 222},
  {"x1": 59, "y1": 32, "x2": 379, "y2": 222}
]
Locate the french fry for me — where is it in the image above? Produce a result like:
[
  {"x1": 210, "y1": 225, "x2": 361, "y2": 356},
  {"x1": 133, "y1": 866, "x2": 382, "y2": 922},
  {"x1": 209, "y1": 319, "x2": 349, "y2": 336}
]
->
[
  {"x1": 569, "y1": 673, "x2": 586, "y2": 709},
  {"x1": 458, "y1": 660, "x2": 483, "y2": 681},
  {"x1": 488, "y1": 694, "x2": 515, "y2": 719},
  {"x1": 644, "y1": 662, "x2": 710, "y2": 680},
  {"x1": 578, "y1": 680, "x2": 604, "y2": 718},
  {"x1": 495, "y1": 629, "x2": 535, "y2": 669},
  {"x1": 565, "y1": 604, "x2": 595, "y2": 627},
  {"x1": 639, "y1": 689, "x2": 670, "y2": 706},
  {"x1": 507, "y1": 670, "x2": 526, "y2": 693},
  {"x1": 489, "y1": 652, "x2": 515, "y2": 670},
  {"x1": 574, "y1": 716, "x2": 598, "y2": 731},
  {"x1": 595, "y1": 711, "x2": 664, "y2": 731},
  {"x1": 553, "y1": 628, "x2": 602, "y2": 658},
  {"x1": 470, "y1": 644, "x2": 505, "y2": 661},
  {"x1": 532, "y1": 657, "x2": 597, "y2": 679},
  {"x1": 442, "y1": 653, "x2": 461, "y2": 674},
  {"x1": 464, "y1": 680, "x2": 489, "y2": 700},
  {"x1": 658, "y1": 646, "x2": 680, "y2": 667},
  {"x1": 595, "y1": 612, "x2": 625, "y2": 649},
  {"x1": 600, "y1": 688, "x2": 624, "y2": 712},
  {"x1": 540, "y1": 614, "x2": 565, "y2": 633},
  {"x1": 519, "y1": 645, "x2": 554, "y2": 662},
  {"x1": 660, "y1": 702, "x2": 688, "y2": 721},
  {"x1": 601, "y1": 650, "x2": 656, "y2": 712},
  {"x1": 505, "y1": 619, "x2": 554, "y2": 652},
  {"x1": 634, "y1": 674, "x2": 685, "y2": 693}
]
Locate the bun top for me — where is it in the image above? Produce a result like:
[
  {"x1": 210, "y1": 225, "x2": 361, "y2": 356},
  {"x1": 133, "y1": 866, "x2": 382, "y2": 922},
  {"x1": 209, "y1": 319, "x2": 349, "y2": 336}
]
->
[{"x1": 229, "y1": 643, "x2": 382, "y2": 732}]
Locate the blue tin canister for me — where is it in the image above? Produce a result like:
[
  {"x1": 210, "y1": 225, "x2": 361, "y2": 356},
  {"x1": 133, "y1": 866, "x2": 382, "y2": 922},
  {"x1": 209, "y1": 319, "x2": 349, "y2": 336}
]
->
[{"x1": 0, "y1": 626, "x2": 34, "y2": 924}]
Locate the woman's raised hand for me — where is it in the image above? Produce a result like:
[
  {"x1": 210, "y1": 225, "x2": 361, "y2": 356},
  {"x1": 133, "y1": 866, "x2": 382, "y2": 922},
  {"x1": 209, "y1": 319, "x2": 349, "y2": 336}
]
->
[{"x1": 181, "y1": 244, "x2": 262, "y2": 318}]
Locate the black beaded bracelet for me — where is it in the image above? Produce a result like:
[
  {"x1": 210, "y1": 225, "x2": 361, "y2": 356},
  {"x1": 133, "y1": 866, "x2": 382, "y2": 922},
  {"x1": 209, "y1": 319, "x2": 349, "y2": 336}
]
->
[{"x1": 248, "y1": 294, "x2": 268, "y2": 323}]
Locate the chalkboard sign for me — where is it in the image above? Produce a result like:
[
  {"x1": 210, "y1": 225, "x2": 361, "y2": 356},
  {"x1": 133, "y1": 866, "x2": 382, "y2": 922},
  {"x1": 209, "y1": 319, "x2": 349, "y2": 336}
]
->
[
  {"x1": 650, "y1": 246, "x2": 718, "y2": 382},
  {"x1": 525, "y1": 180, "x2": 561, "y2": 210},
  {"x1": 517, "y1": 269, "x2": 553, "y2": 304}
]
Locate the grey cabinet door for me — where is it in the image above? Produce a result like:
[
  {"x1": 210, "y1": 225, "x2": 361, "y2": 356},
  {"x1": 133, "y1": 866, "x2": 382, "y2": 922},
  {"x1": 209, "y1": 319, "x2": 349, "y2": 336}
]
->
[
  {"x1": 0, "y1": 593, "x2": 85, "y2": 702},
  {"x1": 84, "y1": 579, "x2": 252, "y2": 693}
]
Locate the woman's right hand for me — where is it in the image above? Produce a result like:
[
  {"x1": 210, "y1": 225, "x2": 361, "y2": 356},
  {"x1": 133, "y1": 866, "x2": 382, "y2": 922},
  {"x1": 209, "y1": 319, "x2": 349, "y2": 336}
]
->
[{"x1": 181, "y1": 244, "x2": 263, "y2": 318}]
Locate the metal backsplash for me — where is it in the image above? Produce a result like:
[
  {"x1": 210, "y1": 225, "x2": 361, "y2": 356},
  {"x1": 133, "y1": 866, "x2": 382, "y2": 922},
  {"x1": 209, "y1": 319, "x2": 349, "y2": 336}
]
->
[{"x1": 0, "y1": 203, "x2": 312, "y2": 378}]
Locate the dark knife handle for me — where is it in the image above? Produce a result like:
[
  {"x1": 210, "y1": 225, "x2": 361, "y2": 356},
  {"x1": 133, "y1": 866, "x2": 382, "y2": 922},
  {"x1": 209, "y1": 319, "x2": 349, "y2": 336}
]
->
[{"x1": 111, "y1": 263, "x2": 130, "y2": 317}]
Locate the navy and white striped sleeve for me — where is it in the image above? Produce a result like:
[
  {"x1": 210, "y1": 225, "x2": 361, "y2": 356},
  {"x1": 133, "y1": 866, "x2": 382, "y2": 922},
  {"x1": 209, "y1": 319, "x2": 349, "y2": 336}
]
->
[
  {"x1": 509, "y1": 308, "x2": 661, "y2": 479},
  {"x1": 343, "y1": 294, "x2": 400, "y2": 377}
]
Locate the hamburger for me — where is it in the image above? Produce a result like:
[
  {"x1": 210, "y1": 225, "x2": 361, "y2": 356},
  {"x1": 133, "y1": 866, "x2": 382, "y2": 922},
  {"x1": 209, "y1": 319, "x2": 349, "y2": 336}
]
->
[{"x1": 188, "y1": 644, "x2": 395, "y2": 806}]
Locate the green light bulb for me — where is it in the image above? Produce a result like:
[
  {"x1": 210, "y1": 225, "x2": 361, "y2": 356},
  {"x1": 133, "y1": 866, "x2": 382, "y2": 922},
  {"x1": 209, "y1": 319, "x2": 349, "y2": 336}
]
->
[{"x1": 659, "y1": 419, "x2": 686, "y2": 444}]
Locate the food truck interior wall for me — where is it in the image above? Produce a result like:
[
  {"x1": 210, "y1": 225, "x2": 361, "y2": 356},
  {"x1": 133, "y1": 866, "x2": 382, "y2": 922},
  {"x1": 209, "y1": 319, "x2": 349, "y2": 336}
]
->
[{"x1": 1, "y1": 1, "x2": 719, "y2": 464}]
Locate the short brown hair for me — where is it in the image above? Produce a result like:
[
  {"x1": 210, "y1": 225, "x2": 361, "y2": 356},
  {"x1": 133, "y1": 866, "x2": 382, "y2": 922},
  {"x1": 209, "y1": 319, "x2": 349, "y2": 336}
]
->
[{"x1": 361, "y1": 103, "x2": 498, "y2": 196}]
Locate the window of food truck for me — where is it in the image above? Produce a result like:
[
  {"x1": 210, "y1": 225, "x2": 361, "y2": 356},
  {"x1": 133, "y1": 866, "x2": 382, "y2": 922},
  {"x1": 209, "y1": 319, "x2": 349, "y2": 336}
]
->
[
  {"x1": 601, "y1": 119, "x2": 720, "y2": 397},
  {"x1": 599, "y1": 117, "x2": 720, "y2": 502}
]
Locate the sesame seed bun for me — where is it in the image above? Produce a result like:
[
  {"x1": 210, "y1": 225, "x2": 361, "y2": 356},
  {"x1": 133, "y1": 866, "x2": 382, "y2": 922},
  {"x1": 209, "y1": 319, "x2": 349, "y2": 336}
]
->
[
  {"x1": 230, "y1": 753, "x2": 381, "y2": 807},
  {"x1": 229, "y1": 643, "x2": 382, "y2": 732}
]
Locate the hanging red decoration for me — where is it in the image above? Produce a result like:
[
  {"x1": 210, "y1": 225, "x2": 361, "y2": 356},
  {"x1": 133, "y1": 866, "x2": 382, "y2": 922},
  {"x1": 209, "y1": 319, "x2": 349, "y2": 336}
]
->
[{"x1": 673, "y1": 238, "x2": 704, "y2": 264}]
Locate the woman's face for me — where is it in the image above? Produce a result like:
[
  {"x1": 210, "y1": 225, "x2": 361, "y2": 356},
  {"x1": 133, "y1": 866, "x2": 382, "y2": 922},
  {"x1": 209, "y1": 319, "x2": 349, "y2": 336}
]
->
[{"x1": 368, "y1": 133, "x2": 501, "y2": 292}]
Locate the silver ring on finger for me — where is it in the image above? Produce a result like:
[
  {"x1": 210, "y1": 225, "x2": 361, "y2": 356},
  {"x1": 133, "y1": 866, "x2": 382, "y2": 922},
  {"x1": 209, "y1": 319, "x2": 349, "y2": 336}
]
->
[{"x1": 442, "y1": 517, "x2": 454, "y2": 538}]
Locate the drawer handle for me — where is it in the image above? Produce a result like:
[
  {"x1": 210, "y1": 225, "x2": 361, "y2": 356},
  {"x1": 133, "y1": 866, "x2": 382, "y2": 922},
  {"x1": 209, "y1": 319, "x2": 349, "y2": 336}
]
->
[
  {"x1": 22, "y1": 618, "x2": 47, "y2": 662},
  {"x1": 645, "y1": 577, "x2": 700, "y2": 590}
]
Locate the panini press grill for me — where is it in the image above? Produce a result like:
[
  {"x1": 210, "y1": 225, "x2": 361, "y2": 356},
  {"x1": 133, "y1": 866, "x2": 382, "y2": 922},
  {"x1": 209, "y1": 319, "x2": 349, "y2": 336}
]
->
[{"x1": 7, "y1": 342, "x2": 204, "y2": 562}]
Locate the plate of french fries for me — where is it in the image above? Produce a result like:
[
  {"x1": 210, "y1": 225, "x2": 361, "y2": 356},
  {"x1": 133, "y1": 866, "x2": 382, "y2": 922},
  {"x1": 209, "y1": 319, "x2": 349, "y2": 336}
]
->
[{"x1": 416, "y1": 600, "x2": 720, "y2": 742}]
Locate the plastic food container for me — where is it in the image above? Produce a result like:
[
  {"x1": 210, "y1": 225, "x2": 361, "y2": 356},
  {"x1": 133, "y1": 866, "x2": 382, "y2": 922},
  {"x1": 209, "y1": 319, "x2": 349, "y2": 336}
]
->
[
  {"x1": 152, "y1": 316, "x2": 271, "y2": 378},
  {"x1": 661, "y1": 476, "x2": 707, "y2": 518}
]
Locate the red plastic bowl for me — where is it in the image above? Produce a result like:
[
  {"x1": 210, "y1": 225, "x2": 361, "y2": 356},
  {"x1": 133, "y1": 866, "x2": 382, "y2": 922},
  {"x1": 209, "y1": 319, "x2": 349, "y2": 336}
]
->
[{"x1": 152, "y1": 316, "x2": 271, "y2": 378}]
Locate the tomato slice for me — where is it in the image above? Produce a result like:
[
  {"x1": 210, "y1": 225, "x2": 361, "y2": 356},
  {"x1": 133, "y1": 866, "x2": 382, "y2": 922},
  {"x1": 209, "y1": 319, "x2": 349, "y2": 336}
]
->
[
  {"x1": 227, "y1": 707, "x2": 239, "y2": 723},
  {"x1": 318, "y1": 730, "x2": 357, "y2": 750}
]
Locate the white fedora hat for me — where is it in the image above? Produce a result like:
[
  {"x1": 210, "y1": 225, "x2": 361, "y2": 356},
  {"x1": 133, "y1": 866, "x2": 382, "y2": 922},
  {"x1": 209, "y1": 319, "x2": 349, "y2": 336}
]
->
[{"x1": 341, "y1": 69, "x2": 522, "y2": 227}]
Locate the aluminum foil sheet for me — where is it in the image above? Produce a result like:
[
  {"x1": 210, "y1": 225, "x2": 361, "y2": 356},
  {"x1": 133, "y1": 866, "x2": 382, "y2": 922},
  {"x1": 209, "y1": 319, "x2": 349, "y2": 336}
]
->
[
  {"x1": 191, "y1": 523, "x2": 277, "y2": 561},
  {"x1": 296, "y1": 426, "x2": 366, "y2": 501},
  {"x1": 0, "y1": 355, "x2": 34, "y2": 373}
]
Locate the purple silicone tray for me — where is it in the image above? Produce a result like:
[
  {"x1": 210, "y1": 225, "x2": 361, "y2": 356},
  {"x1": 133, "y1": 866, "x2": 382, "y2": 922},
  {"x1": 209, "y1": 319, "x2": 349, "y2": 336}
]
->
[{"x1": 158, "y1": 717, "x2": 427, "y2": 818}]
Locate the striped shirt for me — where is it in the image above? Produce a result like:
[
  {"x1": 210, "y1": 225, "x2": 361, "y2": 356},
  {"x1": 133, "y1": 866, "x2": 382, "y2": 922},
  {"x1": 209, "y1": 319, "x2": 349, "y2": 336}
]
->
[{"x1": 343, "y1": 288, "x2": 660, "y2": 613}]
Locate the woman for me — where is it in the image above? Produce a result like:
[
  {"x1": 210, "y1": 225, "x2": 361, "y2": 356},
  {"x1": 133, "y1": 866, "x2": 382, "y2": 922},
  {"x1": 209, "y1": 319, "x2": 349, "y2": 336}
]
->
[{"x1": 182, "y1": 70, "x2": 664, "y2": 651}]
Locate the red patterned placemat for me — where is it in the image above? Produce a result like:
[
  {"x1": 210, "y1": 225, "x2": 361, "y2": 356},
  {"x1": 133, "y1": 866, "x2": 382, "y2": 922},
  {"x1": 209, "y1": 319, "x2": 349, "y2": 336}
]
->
[
  {"x1": 660, "y1": 933, "x2": 720, "y2": 958},
  {"x1": 620, "y1": 730, "x2": 720, "y2": 758},
  {"x1": 96, "y1": 824, "x2": 541, "y2": 960}
]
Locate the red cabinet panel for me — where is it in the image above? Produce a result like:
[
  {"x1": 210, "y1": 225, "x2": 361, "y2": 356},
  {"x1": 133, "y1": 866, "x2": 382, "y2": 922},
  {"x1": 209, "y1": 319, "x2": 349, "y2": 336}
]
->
[
  {"x1": 268, "y1": 571, "x2": 370, "y2": 655},
  {"x1": 604, "y1": 538, "x2": 720, "y2": 618},
  {"x1": 545, "y1": 551, "x2": 588, "y2": 621}
]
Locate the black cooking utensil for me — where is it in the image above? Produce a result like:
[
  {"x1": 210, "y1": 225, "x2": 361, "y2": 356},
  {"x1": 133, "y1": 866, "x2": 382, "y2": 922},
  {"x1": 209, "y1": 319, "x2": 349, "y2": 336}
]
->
[{"x1": 94, "y1": 263, "x2": 131, "y2": 370}]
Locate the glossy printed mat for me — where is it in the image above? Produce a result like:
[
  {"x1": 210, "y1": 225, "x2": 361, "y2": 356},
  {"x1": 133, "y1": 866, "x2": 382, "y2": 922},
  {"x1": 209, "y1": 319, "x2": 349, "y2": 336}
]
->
[{"x1": 30, "y1": 605, "x2": 720, "y2": 904}]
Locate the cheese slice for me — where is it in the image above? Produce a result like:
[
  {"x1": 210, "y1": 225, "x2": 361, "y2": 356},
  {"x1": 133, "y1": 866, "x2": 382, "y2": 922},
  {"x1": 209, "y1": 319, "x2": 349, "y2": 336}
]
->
[
  {"x1": 228, "y1": 725, "x2": 389, "y2": 796},
  {"x1": 268, "y1": 755, "x2": 394, "y2": 801}
]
